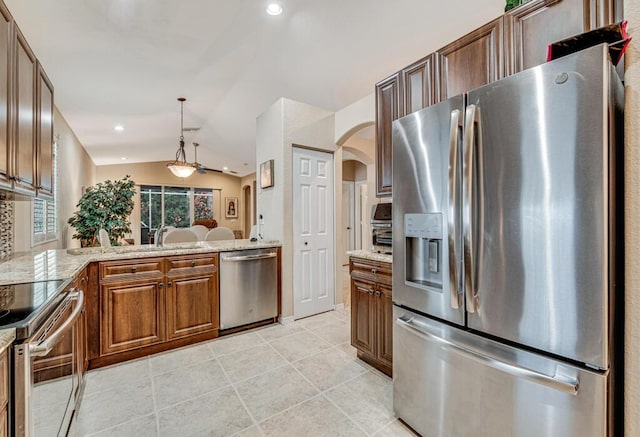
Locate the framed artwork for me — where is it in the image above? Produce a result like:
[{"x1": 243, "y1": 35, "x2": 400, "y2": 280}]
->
[
  {"x1": 225, "y1": 197, "x2": 238, "y2": 219},
  {"x1": 260, "y1": 159, "x2": 274, "y2": 189}
]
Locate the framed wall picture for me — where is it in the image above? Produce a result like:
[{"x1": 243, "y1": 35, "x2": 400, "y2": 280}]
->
[
  {"x1": 260, "y1": 159, "x2": 274, "y2": 189},
  {"x1": 225, "y1": 197, "x2": 238, "y2": 218}
]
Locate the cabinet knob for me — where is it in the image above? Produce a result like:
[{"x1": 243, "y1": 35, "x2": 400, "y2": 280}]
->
[
  {"x1": 167, "y1": 281, "x2": 173, "y2": 286},
  {"x1": 158, "y1": 282, "x2": 163, "y2": 288},
  {"x1": 371, "y1": 268, "x2": 377, "y2": 274},
  {"x1": 131, "y1": 266, "x2": 137, "y2": 273},
  {"x1": 375, "y1": 290, "x2": 381, "y2": 297},
  {"x1": 369, "y1": 288, "x2": 375, "y2": 295},
  {"x1": 191, "y1": 261, "x2": 196, "y2": 267}
]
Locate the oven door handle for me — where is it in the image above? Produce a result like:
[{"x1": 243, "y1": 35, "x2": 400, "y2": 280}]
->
[{"x1": 30, "y1": 290, "x2": 84, "y2": 357}]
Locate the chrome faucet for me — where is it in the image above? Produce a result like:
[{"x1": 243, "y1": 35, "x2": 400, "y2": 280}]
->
[{"x1": 154, "y1": 226, "x2": 168, "y2": 247}]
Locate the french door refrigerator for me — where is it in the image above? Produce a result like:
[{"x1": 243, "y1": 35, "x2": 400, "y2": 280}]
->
[{"x1": 391, "y1": 43, "x2": 623, "y2": 437}]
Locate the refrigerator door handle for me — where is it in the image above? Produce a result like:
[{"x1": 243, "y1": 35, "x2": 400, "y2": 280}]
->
[
  {"x1": 448, "y1": 109, "x2": 462, "y2": 309},
  {"x1": 396, "y1": 315, "x2": 580, "y2": 396},
  {"x1": 463, "y1": 104, "x2": 479, "y2": 313}
]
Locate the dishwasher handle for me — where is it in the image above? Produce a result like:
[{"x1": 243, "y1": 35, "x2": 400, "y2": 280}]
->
[{"x1": 222, "y1": 252, "x2": 277, "y2": 262}]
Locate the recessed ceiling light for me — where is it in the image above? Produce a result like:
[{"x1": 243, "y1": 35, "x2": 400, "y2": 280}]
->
[
  {"x1": 114, "y1": 125, "x2": 124, "y2": 131},
  {"x1": 223, "y1": 166, "x2": 229, "y2": 171},
  {"x1": 121, "y1": 157, "x2": 127, "y2": 161},
  {"x1": 266, "y1": 3, "x2": 283, "y2": 15}
]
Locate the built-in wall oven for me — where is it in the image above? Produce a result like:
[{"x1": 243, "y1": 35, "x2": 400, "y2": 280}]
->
[
  {"x1": 371, "y1": 203, "x2": 392, "y2": 254},
  {"x1": 1, "y1": 279, "x2": 84, "y2": 437}
]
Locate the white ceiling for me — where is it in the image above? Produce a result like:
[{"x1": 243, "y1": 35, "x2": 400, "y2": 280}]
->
[{"x1": 5, "y1": 0, "x2": 504, "y2": 177}]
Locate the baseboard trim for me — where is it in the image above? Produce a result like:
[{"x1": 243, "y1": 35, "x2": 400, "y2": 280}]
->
[
  {"x1": 278, "y1": 315, "x2": 295, "y2": 325},
  {"x1": 334, "y1": 303, "x2": 345, "y2": 311}
]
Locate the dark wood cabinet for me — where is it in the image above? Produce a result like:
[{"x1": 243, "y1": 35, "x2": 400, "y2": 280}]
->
[
  {"x1": 376, "y1": 283, "x2": 393, "y2": 369},
  {"x1": 350, "y1": 257, "x2": 393, "y2": 376},
  {"x1": 12, "y1": 25, "x2": 36, "y2": 196},
  {"x1": 166, "y1": 255, "x2": 219, "y2": 340},
  {"x1": 437, "y1": 17, "x2": 504, "y2": 101},
  {"x1": 351, "y1": 278, "x2": 376, "y2": 356},
  {"x1": 36, "y1": 63, "x2": 53, "y2": 199},
  {"x1": 0, "y1": 3, "x2": 11, "y2": 190},
  {"x1": 100, "y1": 278, "x2": 166, "y2": 355},
  {"x1": 402, "y1": 54, "x2": 437, "y2": 116},
  {"x1": 375, "y1": 72, "x2": 402, "y2": 198},
  {"x1": 95, "y1": 254, "x2": 222, "y2": 366}
]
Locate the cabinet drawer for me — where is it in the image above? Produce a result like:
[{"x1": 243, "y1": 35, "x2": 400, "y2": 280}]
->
[
  {"x1": 166, "y1": 254, "x2": 217, "y2": 277},
  {"x1": 100, "y1": 258, "x2": 164, "y2": 281},
  {"x1": 0, "y1": 349, "x2": 7, "y2": 408},
  {"x1": 350, "y1": 257, "x2": 392, "y2": 285}
]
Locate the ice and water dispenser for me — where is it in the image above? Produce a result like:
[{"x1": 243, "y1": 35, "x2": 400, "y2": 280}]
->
[{"x1": 404, "y1": 213, "x2": 443, "y2": 291}]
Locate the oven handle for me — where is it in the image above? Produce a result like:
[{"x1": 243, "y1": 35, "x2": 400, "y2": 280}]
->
[{"x1": 30, "y1": 290, "x2": 84, "y2": 357}]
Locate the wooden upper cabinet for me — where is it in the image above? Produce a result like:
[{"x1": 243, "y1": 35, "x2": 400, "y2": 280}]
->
[
  {"x1": 402, "y1": 54, "x2": 437, "y2": 116},
  {"x1": 0, "y1": 3, "x2": 11, "y2": 190},
  {"x1": 437, "y1": 17, "x2": 504, "y2": 101},
  {"x1": 375, "y1": 72, "x2": 402, "y2": 198},
  {"x1": 36, "y1": 63, "x2": 53, "y2": 199},
  {"x1": 13, "y1": 25, "x2": 36, "y2": 195}
]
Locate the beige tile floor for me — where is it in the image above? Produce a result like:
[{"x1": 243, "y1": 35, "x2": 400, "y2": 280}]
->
[{"x1": 70, "y1": 308, "x2": 417, "y2": 437}]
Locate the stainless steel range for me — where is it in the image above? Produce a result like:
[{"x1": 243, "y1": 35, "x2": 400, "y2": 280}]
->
[{"x1": 1, "y1": 279, "x2": 85, "y2": 437}]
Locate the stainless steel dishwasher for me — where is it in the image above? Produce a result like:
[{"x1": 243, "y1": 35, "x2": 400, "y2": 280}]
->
[{"x1": 219, "y1": 248, "x2": 278, "y2": 330}]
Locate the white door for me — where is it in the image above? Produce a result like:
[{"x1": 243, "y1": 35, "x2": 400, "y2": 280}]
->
[
  {"x1": 342, "y1": 181, "x2": 355, "y2": 265},
  {"x1": 293, "y1": 147, "x2": 335, "y2": 319}
]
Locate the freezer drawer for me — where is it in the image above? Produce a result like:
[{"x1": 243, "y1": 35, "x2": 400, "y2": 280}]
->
[
  {"x1": 219, "y1": 249, "x2": 278, "y2": 330},
  {"x1": 393, "y1": 306, "x2": 611, "y2": 437}
]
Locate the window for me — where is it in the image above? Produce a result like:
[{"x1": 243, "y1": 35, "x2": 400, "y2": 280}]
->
[
  {"x1": 33, "y1": 198, "x2": 56, "y2": 244},
  {"x1": 140, "y1": 185, "x2": 217, "y2": 243}
]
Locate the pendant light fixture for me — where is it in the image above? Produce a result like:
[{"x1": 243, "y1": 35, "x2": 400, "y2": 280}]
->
[{"x1": 166, "y1": 97, "x2": 196, "y2": 178}]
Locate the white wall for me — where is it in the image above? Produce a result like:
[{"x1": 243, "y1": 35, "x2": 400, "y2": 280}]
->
[
  {"x1": 256, "y1": 98, "x2": 336, "y2": 319},
  {"x1": 335, "y1": 93, "x2": 375, "y2": 145},
  {"x1": 14, "y1": 107, "x2": 96, "y2": 252},
  {"x1": 625, "y1": 0, "x2": 640, "y2": 434}
]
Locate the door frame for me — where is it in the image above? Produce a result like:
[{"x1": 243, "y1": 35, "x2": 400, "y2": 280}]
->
[
  {"x1": 354, "y1": 179, "x2": 367, "y2": 250},
  {"x1": 342, "y1": 181, "x2": 355, "y2": 265},
  {"x1": 292, "y1": 145, "x2": 336, "y2": 319}
]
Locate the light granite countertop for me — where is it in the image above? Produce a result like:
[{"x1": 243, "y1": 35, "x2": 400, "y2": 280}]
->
[
  {"x1": 347, "y1": 250, "x2": 392, "y2": 264},
  {"x1": 0, "y1": 328, "x2": 15, "y2": 352},
  {"x1": 0, "y1": 240, "x2": 282, "y2": 285}
]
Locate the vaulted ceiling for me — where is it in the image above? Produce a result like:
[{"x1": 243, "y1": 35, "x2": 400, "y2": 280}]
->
[{"x1": 5, "y1": 0, "x2": 503, "y2": 176}]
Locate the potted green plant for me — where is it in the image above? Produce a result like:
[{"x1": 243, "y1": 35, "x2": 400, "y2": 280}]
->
[{"x1": 68, "y1": 176, "x2": 136, "y2": 247}]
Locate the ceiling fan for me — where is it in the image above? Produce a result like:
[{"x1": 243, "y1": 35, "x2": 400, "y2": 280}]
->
[{"x1": 192, "y1": 143, "x2": 223, "y2": 174}]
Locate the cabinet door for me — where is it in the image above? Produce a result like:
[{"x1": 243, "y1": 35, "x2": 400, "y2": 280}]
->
[
  {"x1": 166, "y1": 273, "x2": 219, "y2": 340},
  {"x1": 12, "y1": 26, "x2": 36, "y2": 195},
  {"x1": 376, "y1": 284, "x2": 393, "y2": 370},
  {"x1": 36, "y1": 63, "x2": 53, "y2": 199},
  {"x1": 375, "y1": 72, "x2": 402, "y2": 197},
  {"x1": 101, "y1": 279, "x2": 165, "y2": 355},
  {"x1": 437, "y1": 17, "x2": 504, "y2": 101},
  {"x1": 505, "y1": 0, "x2": 614, "y2": 75},
  {"x1": 351, "y1": 278, "x2": 376, "y2": 356},
  {"x1": 0, "y1": 349, "x2": 7, "y2": 409},
  {"x1": 402, "y1": 54, "x2": 436, "y2": 116},
  {"x1": 0, "y1": 4, "x2": 11, "y2": 190},
  {"x1": 0, "y1": 405, "x2": 6, "y2": 437}
]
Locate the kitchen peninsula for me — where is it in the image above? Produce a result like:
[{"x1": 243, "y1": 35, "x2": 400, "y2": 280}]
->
[{"x1": 0, "y1": 240, "x2": 282, "y2": 369}]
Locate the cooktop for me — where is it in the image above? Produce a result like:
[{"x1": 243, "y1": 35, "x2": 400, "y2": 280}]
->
[{"x1": 0, "y1": 280, "x2": 66, "y2": 333}]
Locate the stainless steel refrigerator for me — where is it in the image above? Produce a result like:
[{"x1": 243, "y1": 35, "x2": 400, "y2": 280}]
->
[{"x1": 391, "y1": 43, "x2": 623, "y2": 437}]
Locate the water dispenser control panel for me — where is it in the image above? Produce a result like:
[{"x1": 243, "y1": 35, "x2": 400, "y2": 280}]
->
[{"x1": 404, "y1": 213, "x2": 443, "y2": 239}]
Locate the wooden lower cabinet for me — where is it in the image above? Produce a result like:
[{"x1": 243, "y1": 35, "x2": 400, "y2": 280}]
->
[
  {"x1": 166, "y1": 273, "x2": 218, "y2": 340},
  {"x1": 350, "y1": 257, "x2": 393, "y2": 376},
  {"x1": 351, "y1": 278, "x2": 376, "y2": 356},
  {"x1": 94, "y1": 254, "x2": 221, "y2": 366},
  {"x1": 0, "y1": 347, "x2": 7, "y2": 437},
  {"x1": 100, "y1": 278, "x2": 165, "y2": 355}
]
